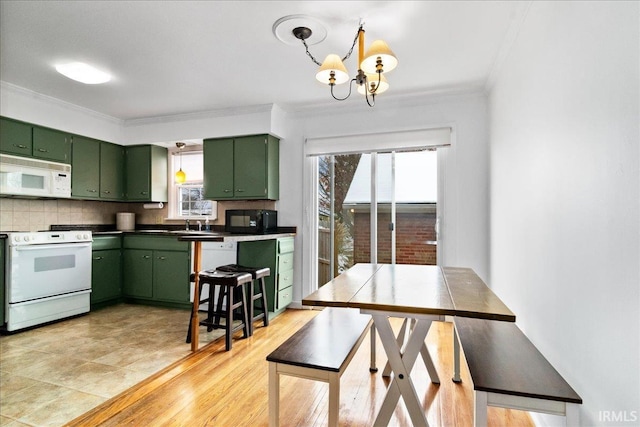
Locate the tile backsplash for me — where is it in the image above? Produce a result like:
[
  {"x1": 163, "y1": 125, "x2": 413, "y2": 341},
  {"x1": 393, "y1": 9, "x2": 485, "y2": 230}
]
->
[
  {"x1": 0, "y1": 197, "x2": 278, "y2": 232},
  {"x1": 0, "y1": 198, "x2": 125, "y2": 231}
]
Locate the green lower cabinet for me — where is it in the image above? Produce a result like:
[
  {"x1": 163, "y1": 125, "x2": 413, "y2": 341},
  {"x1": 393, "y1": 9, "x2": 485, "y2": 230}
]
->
[
  {"x1": 237, "y1": 237, "x2": 294, "y2": 316},
  {"x1": 153, "y1": 250, "x2": 190, "y2": 303},
  {"x1": 91, "y1": 249, "x2": 122, "y2": 305},
  {"x1": 123, "y1": 249, "x2": 154, "y2": 298},
  {"x1": 0, "y1": 241, "x2": 5, "y2": 328},
  {"x1": 91, "y1": 236, "x2": 122, "y2": 308},
  {"x1": 122, "y1": 236, "x2": 190, "y2": 307}
]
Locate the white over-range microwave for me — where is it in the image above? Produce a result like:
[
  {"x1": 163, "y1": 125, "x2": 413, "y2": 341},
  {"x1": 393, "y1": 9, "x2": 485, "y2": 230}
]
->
[{"x1": 0, "y1": 153, "x2": 71, "y2": 198}]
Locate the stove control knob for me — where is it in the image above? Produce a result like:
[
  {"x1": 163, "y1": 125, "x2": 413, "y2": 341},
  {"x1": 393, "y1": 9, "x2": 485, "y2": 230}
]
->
[
  {"x1": 24, "y1": 235, "x2": 30, "y2": 242},
  {"x1": 77, "y1": 234, "x2": 82, "y2": 240},
  {"x1": 13, "y1": 235, "x2": 21, "y2": 242},
  {"x1": 83, "y1": 233, "x2": 90, "y2": 240}
]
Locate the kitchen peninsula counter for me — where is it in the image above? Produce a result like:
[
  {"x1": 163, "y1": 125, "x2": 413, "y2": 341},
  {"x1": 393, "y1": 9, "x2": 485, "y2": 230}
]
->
[{"x1": 180, "y1": 230, "x2": 296, "y2": 352}]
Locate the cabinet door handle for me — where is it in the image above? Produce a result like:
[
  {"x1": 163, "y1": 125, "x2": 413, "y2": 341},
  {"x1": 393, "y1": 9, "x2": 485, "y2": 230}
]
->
[
  {"x1": 157, "y1": 256, "x2": 166, "y2": 260},
  {"x1": 93, "y1": 256, "x2": 103, "y2": 261},
  {"x1": 223, "y1": 189, "x2": 232, "y2": 193},
  {"x1": 88, "y1": 189, "x2": 97, "y2": 193},
  {"x1": 140, "y1": 191, "x2": 148, "y2": 195},
  {"x1": 37, "y1": 148, "x2": 48, "y2": 153},
  {"x1": 236, "y1": 189, "x2": 245, "y2": 192},
  {"x1": 13, "y1": 144, "x2": 28, "y2": 149},
  {"x1": 102, "y1": 190, "x2": 111, "y2": 194},
  {"x1": 143, "y1": 255, "x2": 151, "y2": 259}
]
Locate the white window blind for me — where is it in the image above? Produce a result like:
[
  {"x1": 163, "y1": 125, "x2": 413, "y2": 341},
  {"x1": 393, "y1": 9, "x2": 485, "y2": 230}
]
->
[{"x1": 305, "y1": 127, "x2": 452, "y2": 156}]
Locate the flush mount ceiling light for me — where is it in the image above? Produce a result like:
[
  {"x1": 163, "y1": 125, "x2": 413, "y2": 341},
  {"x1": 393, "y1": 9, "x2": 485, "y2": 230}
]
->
[
  {"x1": 274, "y1": 15, "x2": 398, "y2": 107},
  {"x1": 55, "y1": 62, "x2": 111, "y2": 84},
  {"x1": 175, "y1": 142, "x2": 186, "y2": 184}
]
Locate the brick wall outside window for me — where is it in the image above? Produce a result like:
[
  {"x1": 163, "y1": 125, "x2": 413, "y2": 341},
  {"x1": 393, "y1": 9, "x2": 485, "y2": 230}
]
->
[{"x1": 353, "y1": 210, "x2": 437, "y2": 265}]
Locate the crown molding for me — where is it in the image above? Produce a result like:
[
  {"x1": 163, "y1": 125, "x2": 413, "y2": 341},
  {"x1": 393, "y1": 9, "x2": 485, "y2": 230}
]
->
[
  {"x1": 286, "y1": 85, "x2": 487, "y2": 119},
  {"x1": 123, "y1": 104, "x2": 275, "y2": 127},
  {"x1": 0, "y1": 81, "x2": 123, "y2": 125}
]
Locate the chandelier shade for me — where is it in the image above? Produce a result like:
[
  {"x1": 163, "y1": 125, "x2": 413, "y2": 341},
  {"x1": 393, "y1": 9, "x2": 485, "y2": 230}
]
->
[
  {"x1": 357, "y1": 72, "x2": 389, "y2": 95},
  {"x1": 361, "y1": 40, "x2": 398, "y2": 74},
  {"x1": 316, "y1": 54, "x2": 350, "y2": 85}
]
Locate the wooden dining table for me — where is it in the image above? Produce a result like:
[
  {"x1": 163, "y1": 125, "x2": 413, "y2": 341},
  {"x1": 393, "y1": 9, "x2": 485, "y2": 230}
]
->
[{"x1": 302, "y1": 263, "x2": 515, "y2": 427}]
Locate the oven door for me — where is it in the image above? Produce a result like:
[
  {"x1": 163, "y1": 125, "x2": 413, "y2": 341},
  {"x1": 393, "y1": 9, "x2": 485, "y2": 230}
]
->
[{"x1": 8, "y1": 242, "x2": 92, "y2": 303}]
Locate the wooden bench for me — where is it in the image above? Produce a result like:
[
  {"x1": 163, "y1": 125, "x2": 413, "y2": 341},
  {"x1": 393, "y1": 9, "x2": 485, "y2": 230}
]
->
[
  {"x1": 266, "y1": 307, "x2": 373, "y2": 427},
  {"x1": 454, "y1": 317, "x2": 583, "y2": 426}
]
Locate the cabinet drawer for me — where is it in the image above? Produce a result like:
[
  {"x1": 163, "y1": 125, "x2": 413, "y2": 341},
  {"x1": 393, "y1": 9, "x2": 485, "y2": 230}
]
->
[
  {"x1": 92, "y1": 236, "x2": 121, "y2": 250},
  {"x1": 124, "y1": 235, "x2": 189, "y2": 251},
  {"x1": 277, "y1": 237, "x2": 294, "y2": 254},
  {"x1": 278, "y1": 269, "x2": 293, "y2": 291},
  {"x1": 276, "y1": 286, "x2": 293, "y2": 310},
  {"x1": 277, "y1": 252, "x2": 293, "y2": 272}
]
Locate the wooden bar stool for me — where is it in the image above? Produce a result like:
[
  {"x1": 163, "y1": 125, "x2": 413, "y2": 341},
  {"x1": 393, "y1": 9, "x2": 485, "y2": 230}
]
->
[
  {"x1": 186, "y1": 270, "x2": 252, "y2": 351},
  {"x1": 217, "y1": 264, "x2": 270, "y2": 336}
]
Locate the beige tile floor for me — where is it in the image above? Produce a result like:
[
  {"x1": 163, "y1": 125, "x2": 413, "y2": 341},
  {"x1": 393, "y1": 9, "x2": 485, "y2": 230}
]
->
[{"x1": 0, "y1": 303, "x2": 225, "y2": 427}]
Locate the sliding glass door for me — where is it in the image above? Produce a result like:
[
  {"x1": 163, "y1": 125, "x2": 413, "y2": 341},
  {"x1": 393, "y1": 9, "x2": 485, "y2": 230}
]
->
[{"x1": 317, "y1": 149, "x2": 437, "y2": 286}]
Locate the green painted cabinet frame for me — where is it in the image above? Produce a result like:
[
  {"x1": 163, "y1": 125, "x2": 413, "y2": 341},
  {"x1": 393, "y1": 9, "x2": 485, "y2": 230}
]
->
[
  {"x1": 0, "y1": 241, "x2": 4, "y2": 328},
  {"x1": 122, "y1": 236, "x2": 191, "y2": 307},
  {"x1": 0, "y1": 117, "x2": 33, "y2": 156},
  {"x1": 72, "y1": 135, "x2": 101, "y2": 198},
  {"x1": 125, "y1": 145, "x2": 168, "y2": 202},
  {"x1": 91, "y1": 236, "x2": 122, "y2": 307},
  {"x1": 99, "y1": 141, "x2": 125, "y2": 200},
  {"x1": 237, "y1": 236, "x2": 294, "y2": 316},
  {"x1": 32, "y1": 126, "x2": 71, "y2": 163},
  {"x1": 0, "y1": 117, "x2": 71, "y2": 163},
  {"x1": 203, "y1": 134, "x2": 279, "y2": 200},
  {"x1": 72, "y1": 136, "x2": 125, "y2": 200}
]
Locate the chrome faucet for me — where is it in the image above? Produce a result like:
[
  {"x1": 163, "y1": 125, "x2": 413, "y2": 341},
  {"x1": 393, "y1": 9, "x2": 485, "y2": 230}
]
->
[
  {"x1": 185, "y1": 219, "x2": 190, "y2": 230},
  {"x1": 197, "y1": 221, "x2": 202, "y2": 231}
]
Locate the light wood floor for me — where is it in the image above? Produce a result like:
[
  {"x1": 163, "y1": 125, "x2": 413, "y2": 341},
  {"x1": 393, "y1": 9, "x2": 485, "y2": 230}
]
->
[{"x1": 66, "y1": 308, "x2": 534, "y2": 426}]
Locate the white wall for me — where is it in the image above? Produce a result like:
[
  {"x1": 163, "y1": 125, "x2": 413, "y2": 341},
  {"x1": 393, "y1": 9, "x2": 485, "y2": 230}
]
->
[{"x1": 489, "y1": 2, "x2": 639, "y2": 425}]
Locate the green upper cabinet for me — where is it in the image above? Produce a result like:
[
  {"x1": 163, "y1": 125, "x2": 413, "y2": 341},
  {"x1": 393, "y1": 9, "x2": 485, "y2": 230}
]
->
[
  {"x1": 71, "y1": 137, "x2": 125, "y2": 200},
  {"x1": 125, "y1": 144, "x2": 168, "y2": 202},
  {"x1": 203, "y1": 134, "x2": 279, "y2": 200},
  {"x1": 0, "y1": 117, "x2": 33, "y2": 156},
  {"x1": 100, "y1": 141, "x2": 125, "y2": 200},
  {"x1": 72, "y1": 135, "x2": 101, "y2": 198},
  {"x1": 32, "y1": 126, "x2": 71, "y2": 163},
  {"x1": 203, "y1": 137, "x2": 234, "y2": 199},
  {"x1": 1, "y1": 117, "x2": 71, "y2": 163}
]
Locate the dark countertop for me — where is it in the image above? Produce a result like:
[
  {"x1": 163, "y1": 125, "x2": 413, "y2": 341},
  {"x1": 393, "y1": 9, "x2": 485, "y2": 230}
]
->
[
  {"x1": 48, "y1": 224, "x2": 296, "y2": 240},
  {"x1": 177, "y1": 231, "x2": 295, "y2": 243}
]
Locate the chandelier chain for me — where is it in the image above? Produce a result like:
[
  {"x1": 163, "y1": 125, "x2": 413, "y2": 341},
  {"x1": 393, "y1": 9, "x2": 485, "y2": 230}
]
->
[
  {"x1": 341, "y1": 25, "x2": 363, "y2": 62},
  {"x1": 301, "y1": 38, "x2": 322, "y2": 66},
  {"x1": 300, "y1": 24, "x2": 364, "y2": 66}
]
